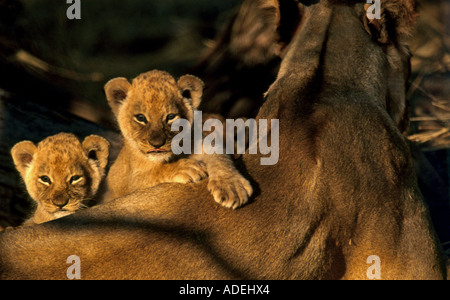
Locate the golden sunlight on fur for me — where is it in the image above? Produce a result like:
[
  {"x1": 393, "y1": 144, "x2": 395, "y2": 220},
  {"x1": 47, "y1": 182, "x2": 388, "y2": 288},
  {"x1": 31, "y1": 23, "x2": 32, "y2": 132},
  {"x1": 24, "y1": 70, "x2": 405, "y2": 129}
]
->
[
  {"x1": 103, "y1": 70, "x2": 252, "y2": 209},
  {"x1": 11, "y1": 133, "x2": 110, "y2": 225}
]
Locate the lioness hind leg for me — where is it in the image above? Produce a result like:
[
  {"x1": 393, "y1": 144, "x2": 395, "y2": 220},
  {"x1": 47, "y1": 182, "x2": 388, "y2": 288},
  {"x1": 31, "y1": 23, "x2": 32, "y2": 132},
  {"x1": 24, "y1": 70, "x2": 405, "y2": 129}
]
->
[
  {"x1": 342, "y1": 250, "x2": 402, "y2": 280},
  {"x1": 342, "y1": 237, "x2": 445, "y2": 280}
]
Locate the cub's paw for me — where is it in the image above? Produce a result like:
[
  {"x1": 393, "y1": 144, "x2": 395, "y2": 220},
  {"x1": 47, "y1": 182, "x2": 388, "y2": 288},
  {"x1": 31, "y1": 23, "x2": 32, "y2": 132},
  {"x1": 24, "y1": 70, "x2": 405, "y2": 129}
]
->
[
  {"x1": 208, "y1": 175, "x2": 253, "y2": 209},
  {"x1": 170, "y1": 159, "x2": 208, "y2": 184}
]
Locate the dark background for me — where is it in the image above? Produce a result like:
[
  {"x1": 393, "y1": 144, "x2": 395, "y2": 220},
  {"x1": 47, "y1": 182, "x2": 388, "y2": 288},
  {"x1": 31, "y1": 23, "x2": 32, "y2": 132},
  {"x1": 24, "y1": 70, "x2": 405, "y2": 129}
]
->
[
  {"x1": 0, "y1": 0, "x2": 240, "y2": 126},
  {"x1": 0, "y1": 0, "x2": 448, "y2": 259}
]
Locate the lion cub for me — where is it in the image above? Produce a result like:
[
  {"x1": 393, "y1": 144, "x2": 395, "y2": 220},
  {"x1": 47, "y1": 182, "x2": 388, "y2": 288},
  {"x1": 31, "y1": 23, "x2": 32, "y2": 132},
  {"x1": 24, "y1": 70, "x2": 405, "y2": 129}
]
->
[
  {"x1": 103, "y1": 70, "x2": 252, "y2": 209},
  {"x1": 11, "y1": 133, "x2": 110, "y2": 225}
]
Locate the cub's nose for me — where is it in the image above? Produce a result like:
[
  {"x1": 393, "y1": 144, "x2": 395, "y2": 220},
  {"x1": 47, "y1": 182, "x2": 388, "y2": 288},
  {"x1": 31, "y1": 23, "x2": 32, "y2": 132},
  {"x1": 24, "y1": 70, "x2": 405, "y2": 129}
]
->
[
  {"x1": 52, "y1": 196, "x2": 69, "y2": 208},
  {"x1": 148, "y1": 133, "x2": 166, "y2": 149}
]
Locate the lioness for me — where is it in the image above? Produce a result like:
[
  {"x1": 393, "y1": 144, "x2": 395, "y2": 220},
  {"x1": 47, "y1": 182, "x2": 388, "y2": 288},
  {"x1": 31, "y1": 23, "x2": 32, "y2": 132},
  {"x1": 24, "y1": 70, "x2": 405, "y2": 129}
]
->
[
  {"x1": 103, "y1": 70, "x2": 252, "y2": 209},
  {"x1": 10, "y1": 133, "x2": 110, "y2": 225},
  {"x1": 0, "y1": 0, "x2": 446, "y2": 280}
]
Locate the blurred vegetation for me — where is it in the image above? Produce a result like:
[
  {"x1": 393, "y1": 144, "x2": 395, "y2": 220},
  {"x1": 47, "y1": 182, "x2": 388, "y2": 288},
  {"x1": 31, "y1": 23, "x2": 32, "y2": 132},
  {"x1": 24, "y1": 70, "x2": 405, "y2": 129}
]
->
[
  {"x1": 408, "y1": 0, "x2": 450, "y2": 150},
  {"x1": 1, "y1": 0, "x2": 239, "y2": 119}
]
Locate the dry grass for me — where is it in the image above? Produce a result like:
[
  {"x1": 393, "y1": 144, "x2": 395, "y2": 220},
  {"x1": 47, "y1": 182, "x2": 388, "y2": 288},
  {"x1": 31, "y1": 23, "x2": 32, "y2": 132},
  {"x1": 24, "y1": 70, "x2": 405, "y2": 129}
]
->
[{"x1": 407, "y1": 0, "x2": 450, "y2": 150}]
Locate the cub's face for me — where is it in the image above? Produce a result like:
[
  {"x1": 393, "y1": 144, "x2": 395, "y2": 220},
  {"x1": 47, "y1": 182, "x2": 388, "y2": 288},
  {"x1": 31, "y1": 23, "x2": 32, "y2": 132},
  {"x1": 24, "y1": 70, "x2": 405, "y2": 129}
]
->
[
  {"x1": 11, "y1": 133, "x2": 110, "y2": 218},
  {"x1": 105, "y1": 70, "x2": 204, "y2": 162}
]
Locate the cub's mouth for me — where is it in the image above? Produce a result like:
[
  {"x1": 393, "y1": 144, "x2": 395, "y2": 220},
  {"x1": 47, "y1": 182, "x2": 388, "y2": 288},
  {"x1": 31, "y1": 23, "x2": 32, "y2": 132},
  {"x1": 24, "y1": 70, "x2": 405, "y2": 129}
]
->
[
  {"x1": 48, "y1": 206, "x2": 77, "y2": 214},
  {"x1": 147, "y1": 149, "x2": 170, "y2": 154}
]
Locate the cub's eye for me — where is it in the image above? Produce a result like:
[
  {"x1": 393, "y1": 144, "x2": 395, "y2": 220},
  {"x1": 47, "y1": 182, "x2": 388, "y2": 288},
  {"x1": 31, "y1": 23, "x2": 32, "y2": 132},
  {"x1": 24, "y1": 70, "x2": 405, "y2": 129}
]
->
[
  {"x1": 39, "y1": 176, "x2": 51, "y2": 186},
  {"x1": 134, "y1": 114, "x2": 148, "y2": 124},
  {"x1": 166, "y1": 114, "x2": 177, "y2": 122},
  {"x1": 70, "y1": 175, "x2": 83, "y2": 184}
]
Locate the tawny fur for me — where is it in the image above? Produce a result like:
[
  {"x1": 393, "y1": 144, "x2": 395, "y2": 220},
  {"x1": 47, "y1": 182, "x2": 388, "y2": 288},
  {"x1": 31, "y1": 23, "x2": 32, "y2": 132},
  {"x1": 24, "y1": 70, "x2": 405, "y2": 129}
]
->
[
  {"x1": 0, "y1": 0, "x2": 445, "y2": 280},
  {"x1": 103, "y1": 70, "x2": 252, "y2": 209},
  {"x1": 10, "y1": 133, "x2": 110, "y2": 225}
]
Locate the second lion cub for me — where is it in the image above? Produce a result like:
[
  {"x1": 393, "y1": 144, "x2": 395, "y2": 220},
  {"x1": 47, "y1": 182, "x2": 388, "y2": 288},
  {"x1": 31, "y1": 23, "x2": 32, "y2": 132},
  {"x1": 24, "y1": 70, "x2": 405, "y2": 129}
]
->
[
  {"x1": 103, "y1": 70, "x2": 252, "y2": 209},
  {"x1": 11, "y1": 133, "x2": 110, "y2": 225}
]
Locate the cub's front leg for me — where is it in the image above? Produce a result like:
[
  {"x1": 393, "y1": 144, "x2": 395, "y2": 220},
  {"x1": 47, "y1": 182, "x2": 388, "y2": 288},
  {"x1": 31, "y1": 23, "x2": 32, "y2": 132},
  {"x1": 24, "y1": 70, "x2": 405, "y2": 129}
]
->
[
  {"x1": 195, "y1": 153, "x2": 253, "y2": 209},
  {"x1": 162, "y1": 158, "x2": 208, "y2": 184}
]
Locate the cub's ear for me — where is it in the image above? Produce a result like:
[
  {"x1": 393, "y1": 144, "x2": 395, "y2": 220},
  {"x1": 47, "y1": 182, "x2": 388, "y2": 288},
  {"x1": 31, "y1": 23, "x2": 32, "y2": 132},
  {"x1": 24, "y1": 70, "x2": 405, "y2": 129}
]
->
[
  {"x1": 11, "y1": 141, "x2": 37, "y2": 178},
  {"x1": 82, "y1": 135, "x2": 110, "y2": 170},
  {"x1": 177, "y1": 75, "x2": 204, "y2": 110},
  {"x1": 363, "y1": 0, "x2": 418, "y2": 45},
  {"x1": 104, "y1": 77, "x2": 131, "y2": 116}
]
